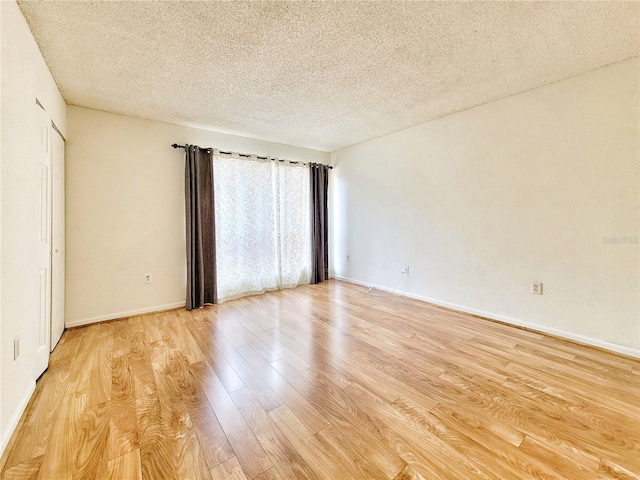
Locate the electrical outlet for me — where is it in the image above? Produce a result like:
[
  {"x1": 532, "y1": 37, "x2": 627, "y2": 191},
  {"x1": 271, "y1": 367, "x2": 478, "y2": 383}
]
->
[
  {"x1": 346, "y1": 255, "x2": 351, "y2": 262},
  {"x1": 144, "y1": 273, "x2": 153, "y2": 284},
  {"x1": 14, "y1": 336, "x2": 20, "y2": 360},
  {"x1": 531, "y1": 281, "x2": 542, "y2": 295},
  {"x1": 403, "y1": 265, "x2": 410, "y2": 275}
]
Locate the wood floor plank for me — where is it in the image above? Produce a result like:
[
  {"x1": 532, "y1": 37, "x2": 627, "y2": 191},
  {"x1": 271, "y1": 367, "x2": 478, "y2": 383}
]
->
[
  {"x1": 65, "y1": 327, "x2": 100, "y2": 395},
  {"x1": 268, "y1": 405, "x2": 353, "y2": 480},
  {"x1": 597, "y1": 458, "x2": 640, "y2": 480},
  {"x1": 108, "y1": 402, "x2": 138, "y2": 462},
  {"x1": 290, "y1": 367, "x2": 407, "y2": 479},
  {"x1": 254, "y1": 467, "x2": 284, "y2": 480},
  {"x1": 392, "y1": 464, "x2": 427, "y2": 480},
  {"x1": 191, "y1": 360, "x2": 273, "y2": 479},
  {"x1": 162, "y1": 312, "x2": 206, "y2": 364},
  {"x1": 112, "y1": 321, "x2": 132, "y2": 358},
  {"x1": 214, "y1": 346, "x2": 283, "y2": 412},
  {"x1": 2, "y1": 456, "x2": 42, "y2": 480},
  {"x1": 140, "y1": 314, "x2": 162, "y2": 344},
  {"x1": 236, "y1": 344, "x2": 330, "y2": 434},
  {"x1": 97, "y1": 321, "x2": 115, "y2": 339},
  {"x1": 37, "y1": 391, "x2": 87, "y2": 480},
  {"x1": 230, "y1": 387, "x2": 319, "y2": 480},
  {"x1": 314, "y1": 424, "x2": 391, "y2": 479},
  {"x1": 466, "y1": 371, "x2": 638, "y2": 473},
  {"x1": 88, "y1": 335, "x2": 114, "y2": 408},
  {"x1": 343, "y1": 383, "x2": 503, "y2": 480},
  {"x1": 183, "y1": 322, "x2": 246, "y2": 393},
  {"x1": 4, "y1": 356, "x2": 74, "y2": 469},
  {"x1": 3, "y1": 281, "x2": 638, "y2": 480},
  {"x1": 49, "y1": 328, "x2": 90, "y2": 363},
  {"x1": 107, "y1": 450, "x2": 142, "y2": 480},
  {"x1": 209, "y1": 457, "x2": 248, "y2": 480},
  {"x1": 150, "y1": 342, "x2": 211, "y2": 480},
  {"x1": 170, "y1": 350, "x2": 235, "y2": 470},
  {"x1": 540, "y1": 335, "x2": 638, "y2": 371},
  {"x1": 271, "y1": 336, "x2": 406, "y2": 405},
  {"x1": 73, "y1": 400, "x2": 111, "y2": 480},
  {"x1": 518, "y1": 435, "x2": 597, "y2": 480},
  {"x1": 109, "y1": 354, "x2": 139, "y2": 460},
  {"x1": 242, "y1": 320, "x2": 311, "y2": 371},
  {"x1": 429, "y1": 402, "x2": 573, "y2": 480},
  {"x1": 136, "y1": 393, "x2": 176, "y2": 480}
]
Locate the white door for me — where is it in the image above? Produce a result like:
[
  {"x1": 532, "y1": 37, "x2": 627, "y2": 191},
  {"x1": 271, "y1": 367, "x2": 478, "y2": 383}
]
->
[
  {"x1": 50, "y1": 126, "x2": 65, "y2": 350},
  {"x1": 35, "y1": 105, "x2": 52, "y2": 377}
]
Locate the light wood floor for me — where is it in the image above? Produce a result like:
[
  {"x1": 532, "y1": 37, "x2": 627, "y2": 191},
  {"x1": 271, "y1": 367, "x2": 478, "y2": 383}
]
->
[{"x1": 2, "y1": 280, "x2": 639, "y2": 480}]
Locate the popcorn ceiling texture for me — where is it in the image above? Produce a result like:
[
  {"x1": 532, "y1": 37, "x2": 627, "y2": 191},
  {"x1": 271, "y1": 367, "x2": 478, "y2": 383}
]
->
[{"x1": 17, "y1": 1, "x2": 639, "y2": 152}]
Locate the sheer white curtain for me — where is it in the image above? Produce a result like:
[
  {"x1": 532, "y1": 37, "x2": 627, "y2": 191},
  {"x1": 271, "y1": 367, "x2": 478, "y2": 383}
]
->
[{"x1": 213, "y1": 151, "x2": 311, "y2": 302}]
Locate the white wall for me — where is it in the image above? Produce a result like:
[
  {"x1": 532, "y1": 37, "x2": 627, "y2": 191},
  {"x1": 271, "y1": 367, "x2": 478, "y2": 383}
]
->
[
  {"x1": 0, "y1": 2, "x2": 4, "y2": 458},
  {"x1": 65, "y1": 106, "x2": 330, "y2": 327},
  {"x1": 0, "y1": 0, "x2": 67, "y2": 454},
  {"x1": 331, "y1": 58, "x2": 640, "y2": 357}
]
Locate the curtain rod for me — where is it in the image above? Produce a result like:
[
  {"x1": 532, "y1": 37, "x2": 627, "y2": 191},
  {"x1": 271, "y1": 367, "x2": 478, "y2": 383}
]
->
[{"x1": 171, "y1": 143, "x2": 332, "y2": 169}]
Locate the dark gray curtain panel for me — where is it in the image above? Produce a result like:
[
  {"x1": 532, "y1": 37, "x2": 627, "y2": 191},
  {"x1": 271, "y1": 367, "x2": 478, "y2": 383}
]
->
[
  {"x1": 310, "y1": 163, "x2": 329, "y2": 284},
  {"x1": 185, "y1": 145, "x2": 217, "y2": 309}
]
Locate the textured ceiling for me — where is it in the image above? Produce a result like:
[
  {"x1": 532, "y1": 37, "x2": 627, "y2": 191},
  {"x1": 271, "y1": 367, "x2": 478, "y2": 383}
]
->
[{"x1": 17, "y1": 1, "x2": 640, "y2": 152}]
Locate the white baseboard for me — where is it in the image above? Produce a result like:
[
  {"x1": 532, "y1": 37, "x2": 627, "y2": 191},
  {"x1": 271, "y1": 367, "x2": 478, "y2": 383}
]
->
[
  {"x1": 333, "y1": 275, "x2": 640, "y2": 359},
  {"x1": 65, "y1": 301, "x2": 186, "y2": 328},
  {"x1": 1, "y1": 381, "x2": 36, "y2": 457}
]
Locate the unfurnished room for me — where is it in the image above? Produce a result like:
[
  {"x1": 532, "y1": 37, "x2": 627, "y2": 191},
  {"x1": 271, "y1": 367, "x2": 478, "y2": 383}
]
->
[{"x1": 0, "y1": 1, "x2": 639, "y2": 479}]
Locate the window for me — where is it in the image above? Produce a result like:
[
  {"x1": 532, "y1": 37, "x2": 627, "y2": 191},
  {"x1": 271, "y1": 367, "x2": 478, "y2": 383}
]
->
[{"x1": 214, "y1": 153, "x2": 311, "y2": 302}]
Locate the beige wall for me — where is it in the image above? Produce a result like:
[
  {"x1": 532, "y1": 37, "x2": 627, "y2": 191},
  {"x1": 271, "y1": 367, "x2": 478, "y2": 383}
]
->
[
  {"x1": 1, "y1": 0, "x2": 67, "y2": 453},
  {"x1": 331, "y1": 58, "x2": 640, "y2": 356},
  {"x1": 65, "y1": 106, "x2": 330, "y2": 327}
]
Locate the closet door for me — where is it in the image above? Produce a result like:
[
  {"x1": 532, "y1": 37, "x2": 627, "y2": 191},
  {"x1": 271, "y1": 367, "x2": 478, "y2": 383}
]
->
[
  {"x1": 35, "y1": 105, "x2": 52, "y2": 377},
  {"x1": 50, "y1": 127, "x2": 65, "y2": 350}
]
